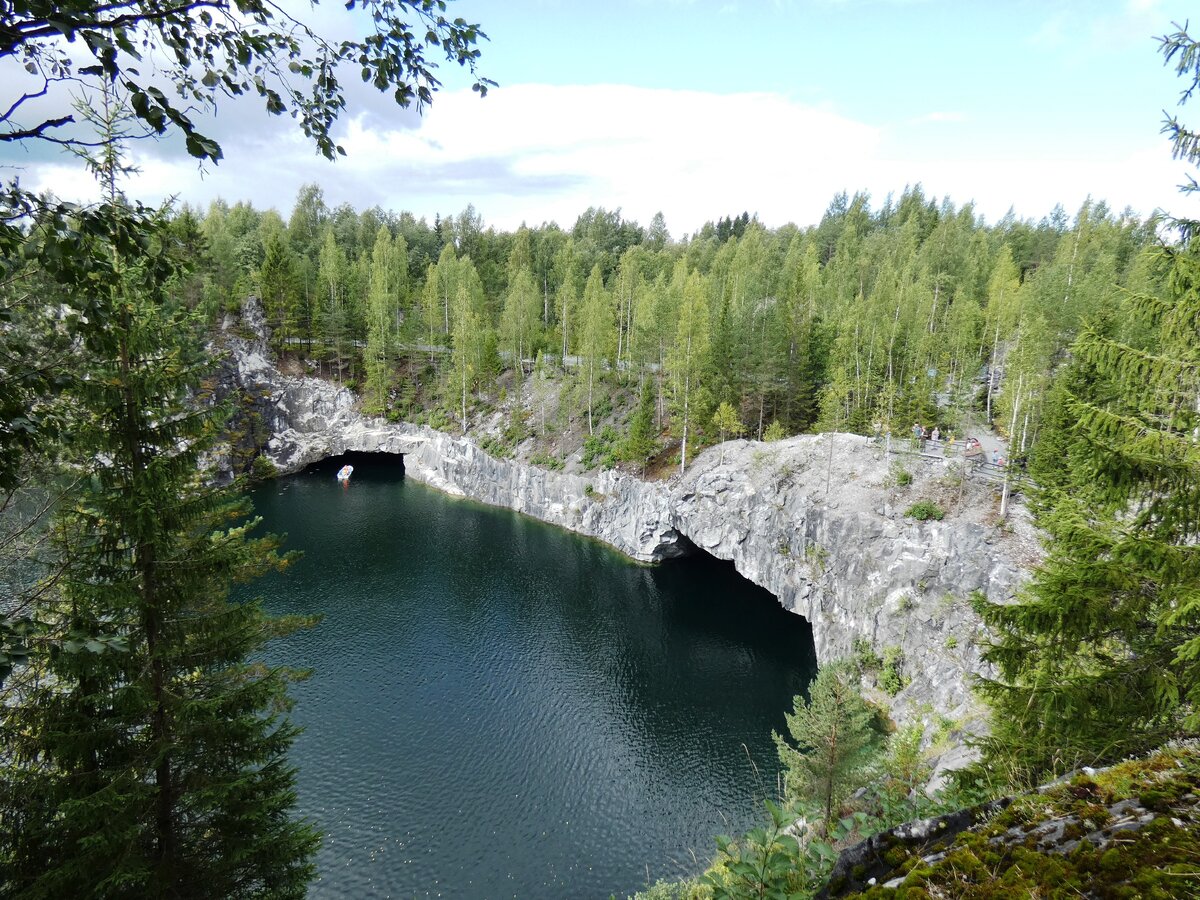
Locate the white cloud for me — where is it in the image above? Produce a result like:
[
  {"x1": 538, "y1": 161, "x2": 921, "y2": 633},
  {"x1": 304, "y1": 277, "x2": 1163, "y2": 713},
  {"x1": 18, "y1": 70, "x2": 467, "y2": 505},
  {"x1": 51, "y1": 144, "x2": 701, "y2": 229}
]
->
[
  {"x1": 908, "y1": 111, "x2": 967, "y2": 125},
  {"x1": 14, "y1": 82, "x2": 1199, "y2": 234}
]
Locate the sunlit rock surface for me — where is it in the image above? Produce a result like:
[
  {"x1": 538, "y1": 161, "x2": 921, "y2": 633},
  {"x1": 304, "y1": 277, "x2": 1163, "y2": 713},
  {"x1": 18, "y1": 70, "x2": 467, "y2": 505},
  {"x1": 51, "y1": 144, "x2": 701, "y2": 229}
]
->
[{"x1": 223, "y1": 304, "x2": 1036, "y2": 746}]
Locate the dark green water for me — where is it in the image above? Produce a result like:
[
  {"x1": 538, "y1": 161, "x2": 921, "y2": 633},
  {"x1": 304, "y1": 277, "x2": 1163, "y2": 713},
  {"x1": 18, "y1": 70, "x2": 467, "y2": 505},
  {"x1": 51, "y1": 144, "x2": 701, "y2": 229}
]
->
[{"x1": 248, "y1": 452, "x2": 817, "y2": 899}]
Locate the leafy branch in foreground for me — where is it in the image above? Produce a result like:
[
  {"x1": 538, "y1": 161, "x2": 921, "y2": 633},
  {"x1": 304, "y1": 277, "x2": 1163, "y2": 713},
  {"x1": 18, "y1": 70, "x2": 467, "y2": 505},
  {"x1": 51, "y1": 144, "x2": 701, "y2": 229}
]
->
[{"x1": 1, "y1": 0, "x2": 493, "y2": 162}]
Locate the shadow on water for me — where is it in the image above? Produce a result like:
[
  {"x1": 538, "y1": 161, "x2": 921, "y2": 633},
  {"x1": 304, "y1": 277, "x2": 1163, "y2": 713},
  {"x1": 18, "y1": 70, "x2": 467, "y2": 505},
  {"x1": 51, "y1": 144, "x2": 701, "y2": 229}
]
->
[{"x1": 246, "y1": 453, "x2": 818, "y2": 900}]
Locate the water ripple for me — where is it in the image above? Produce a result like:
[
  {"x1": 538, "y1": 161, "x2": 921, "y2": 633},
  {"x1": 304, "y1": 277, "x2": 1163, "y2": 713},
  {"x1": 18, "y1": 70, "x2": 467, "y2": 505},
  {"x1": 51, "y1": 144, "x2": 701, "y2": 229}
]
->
[{"x1": 245, "y1": 453, "x2": 816, "y2": 899}]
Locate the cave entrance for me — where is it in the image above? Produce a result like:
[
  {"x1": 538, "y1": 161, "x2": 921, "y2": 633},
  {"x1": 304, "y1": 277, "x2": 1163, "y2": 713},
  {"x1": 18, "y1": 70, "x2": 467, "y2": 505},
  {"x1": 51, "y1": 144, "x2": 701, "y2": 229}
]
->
[
  {"x1": 302, "y1": 450, "x2": 406, "y2": 483},
  {"x1": 651, "y1": 534, "x2": 818, "y2": 686}
]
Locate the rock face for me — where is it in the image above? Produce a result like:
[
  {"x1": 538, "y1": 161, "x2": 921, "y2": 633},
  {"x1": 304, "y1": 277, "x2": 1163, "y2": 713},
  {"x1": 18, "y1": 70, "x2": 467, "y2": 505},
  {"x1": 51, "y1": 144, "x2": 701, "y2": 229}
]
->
[
  {"x1": 222, "y1": 309, "x2": 1033, "y2": 734},
  {"x1": 671, "y1": 439, "x2": 1033, "y2": 729}
]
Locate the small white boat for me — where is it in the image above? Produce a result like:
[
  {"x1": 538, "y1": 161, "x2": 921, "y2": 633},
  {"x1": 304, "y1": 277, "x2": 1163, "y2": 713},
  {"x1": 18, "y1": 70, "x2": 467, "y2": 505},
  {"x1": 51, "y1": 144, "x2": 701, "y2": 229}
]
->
[{"x1": 336, "y1": 464, "x2": 354, "y2": 482}]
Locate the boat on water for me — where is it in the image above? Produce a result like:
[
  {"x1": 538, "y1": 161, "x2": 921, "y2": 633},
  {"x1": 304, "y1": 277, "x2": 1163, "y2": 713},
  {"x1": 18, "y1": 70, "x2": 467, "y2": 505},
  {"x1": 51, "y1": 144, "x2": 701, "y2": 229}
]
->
[{"x1": 336, "y1": 464, "x2": 354, "y2": 482}]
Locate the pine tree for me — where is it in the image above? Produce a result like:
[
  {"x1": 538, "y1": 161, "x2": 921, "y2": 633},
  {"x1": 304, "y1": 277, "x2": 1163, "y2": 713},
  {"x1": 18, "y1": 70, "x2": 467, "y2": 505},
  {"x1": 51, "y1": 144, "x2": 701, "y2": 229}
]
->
[
  {"x1": 259, "y1": 227, "x2": 298, "y2": 354},
  {"x1": 773, "y1": 662, "x2": 882, "y2": 834},
  {"x1": 0, "y1": 180, "x2": 317, "y2": 896}
]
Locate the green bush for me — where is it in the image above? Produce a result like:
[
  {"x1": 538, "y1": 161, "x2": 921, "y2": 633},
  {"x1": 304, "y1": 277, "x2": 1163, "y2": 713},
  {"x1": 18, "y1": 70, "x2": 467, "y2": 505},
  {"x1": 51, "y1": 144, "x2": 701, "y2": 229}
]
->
[
  {"x1": 852, "y1": 637, "x2": 882, "y2": 673},
  {"x1": 905, "y1": 500, "x2": 945, "y2": 521},
  {"x1": 889, "y1": 464, "x2": 913, "y2": 487},
  {"x1": 478, "y1": 434, "x2": 513, "y2": 459},
  {"x1": 249, "y1": 454, "x2": 277, "y2": 482},
  {"x1": 581, "y1": 425, "x2": 620, "y2": 469},
  {"x1": 879, "y1": 646, "x2": 909, "y2": 696},
  {"x1": 529, "y1": 451, "x2": 564, "y2": 471}
]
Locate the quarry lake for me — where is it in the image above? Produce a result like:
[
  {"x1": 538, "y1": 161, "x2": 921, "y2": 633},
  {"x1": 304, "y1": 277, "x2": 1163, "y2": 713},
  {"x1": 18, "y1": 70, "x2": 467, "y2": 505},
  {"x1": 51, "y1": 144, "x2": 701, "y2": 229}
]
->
[{"x1": 246, "y1": 452, "x2": 818, "y2": 899}]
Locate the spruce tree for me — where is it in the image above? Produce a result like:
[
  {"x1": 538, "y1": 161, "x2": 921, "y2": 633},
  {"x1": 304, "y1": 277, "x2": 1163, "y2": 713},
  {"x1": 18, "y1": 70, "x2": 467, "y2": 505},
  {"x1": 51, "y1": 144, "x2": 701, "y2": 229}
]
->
[
  {"x1": 259, "y1": 228, "x2": 298, "y2": 355},
  {"x1": 0, "y1": 133, "x2": 318, "y2": 895},
  {"x1": 621, "y1": 376, "x2": 657, "y2": 471},
  {"x1": 976, "y1": 241, "x2": 1200, "y2": 782},
  {"x1": 976, "y1": 27, "x2": 1200, "y2": 783}
]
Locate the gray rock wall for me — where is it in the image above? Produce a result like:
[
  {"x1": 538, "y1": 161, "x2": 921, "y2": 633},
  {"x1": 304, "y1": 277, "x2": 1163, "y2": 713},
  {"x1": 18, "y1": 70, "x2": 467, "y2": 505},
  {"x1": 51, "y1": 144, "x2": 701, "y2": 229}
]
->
[{"x1": 226, "y1": 325, "x2": 1033, "y2": 736}]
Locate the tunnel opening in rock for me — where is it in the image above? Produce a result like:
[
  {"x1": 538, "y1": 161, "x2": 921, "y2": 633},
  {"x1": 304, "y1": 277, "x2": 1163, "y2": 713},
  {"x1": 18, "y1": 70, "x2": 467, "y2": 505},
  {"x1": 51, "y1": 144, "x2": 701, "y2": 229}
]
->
[
  {"x1": 656, "y1": 533, "x2": 818, "y2": 678},
  {"x1": 301, "y1": 450, "x2": 406, "y2": 481}
]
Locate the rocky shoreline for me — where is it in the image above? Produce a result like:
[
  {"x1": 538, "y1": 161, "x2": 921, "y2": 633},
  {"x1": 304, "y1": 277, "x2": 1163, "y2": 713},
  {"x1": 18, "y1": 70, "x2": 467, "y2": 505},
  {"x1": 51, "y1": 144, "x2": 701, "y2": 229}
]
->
[{"x1": 221, "y1": 310, "x2": 1035, "y2": 768}]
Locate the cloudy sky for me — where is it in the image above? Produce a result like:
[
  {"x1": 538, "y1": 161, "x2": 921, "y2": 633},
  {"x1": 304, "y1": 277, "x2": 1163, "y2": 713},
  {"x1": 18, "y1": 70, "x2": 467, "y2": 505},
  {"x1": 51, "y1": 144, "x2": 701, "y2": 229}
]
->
[{"x1": 4, "y1": 0, "x2": 1200, "y2": 236}]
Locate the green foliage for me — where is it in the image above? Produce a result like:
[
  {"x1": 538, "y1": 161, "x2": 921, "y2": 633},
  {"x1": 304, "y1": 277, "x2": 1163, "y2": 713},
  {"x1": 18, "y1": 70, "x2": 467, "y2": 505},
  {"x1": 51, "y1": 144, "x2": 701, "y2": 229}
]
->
[
  {"x1": 0, "y1": 202, "x2": 318, "y2": 895},
  {"x1": 478, "y1": 433, "x2": 514, "y2": 459},
  {"x1": 529, "y1": 451, "x2": 565, "y2": 471},
  {"x1": 904, "y1": 500, "x2": 944, "y2": 521},
  {"x1": 975, "y1": 30, "x2": 1200, "y2": 787},
  {"x1": 774, "y1": 661, "x2": 884, "y2": 834},
  {"x1": 0, "y1": 1, "x2": 492, "y2": 163},
  {"x1": 499, "y1": 266, "x2": 541, "y2": 378},
  {"x1": 363, "y1": 225, "x2": 400, "y2": 415},
  {"x1": 878, "y1": 646, "x2": 909, "y2": 696},
  {"x1": 580, "y1": 263, "x2": 614, "y2": 434},
  {"x1": 852, "y1": 637, "x2": 883, "y2": 674},
  {"x1": 250, "y1": 454, "x2": 279, "y2": 482},
  {"x1": 711, "y1": 401, "x2": 746, "y2": 444},
  {"x1": 667, "y1": 265, "x2": 712, "y2": 473},
  {"x1": 887, "y1": 464, "x2": 913, "y2": 487},
  {"x1": 582, "y1": 425, "x2": 621, "y2": 470},
  {"x1": 879, "y1": 725, "x2": 928, "y2": 800},
  {"x1": 621, "y1": 376, "x2": 658, "y2": 465},
  {"x1": 0, "y1": 8, "x2": 498, "y2": 894},
  {"x1": 704, "y1": 799, "x2": 835, "y2": 900},
  {"x1": 763, "y1": 420, "x2": 786, "y2": 442},
  {"x1": 804, "y1": 543, "x2": 829, "y2": 574}
]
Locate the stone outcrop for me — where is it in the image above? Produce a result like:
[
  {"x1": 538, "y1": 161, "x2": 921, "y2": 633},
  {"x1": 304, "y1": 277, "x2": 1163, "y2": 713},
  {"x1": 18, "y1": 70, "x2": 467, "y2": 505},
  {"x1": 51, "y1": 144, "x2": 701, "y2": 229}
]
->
[
  {"x1": 670, "y1": 439, "x2": 1034, "y2": 732},
  {"x1": 221, "y1": 307, "x2": 1035, "y2": 737}
]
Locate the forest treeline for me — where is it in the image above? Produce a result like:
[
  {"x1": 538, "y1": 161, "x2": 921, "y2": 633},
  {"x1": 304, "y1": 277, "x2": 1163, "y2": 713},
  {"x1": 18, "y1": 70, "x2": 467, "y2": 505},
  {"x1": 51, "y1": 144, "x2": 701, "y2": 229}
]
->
[
  {"x1": 4, "y1": 0, "x2": 1199, "y2": 893},
  {"x1": 185, "y1": 185, "x2": 1164, "y2": 470}
]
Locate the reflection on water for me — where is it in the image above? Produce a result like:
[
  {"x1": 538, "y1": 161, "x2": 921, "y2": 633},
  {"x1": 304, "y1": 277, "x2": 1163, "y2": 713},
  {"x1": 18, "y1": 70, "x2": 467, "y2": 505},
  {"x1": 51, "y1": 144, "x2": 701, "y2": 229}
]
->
[{"x1": 245, "y1": 452, "x2": 817, "y2": 899}]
